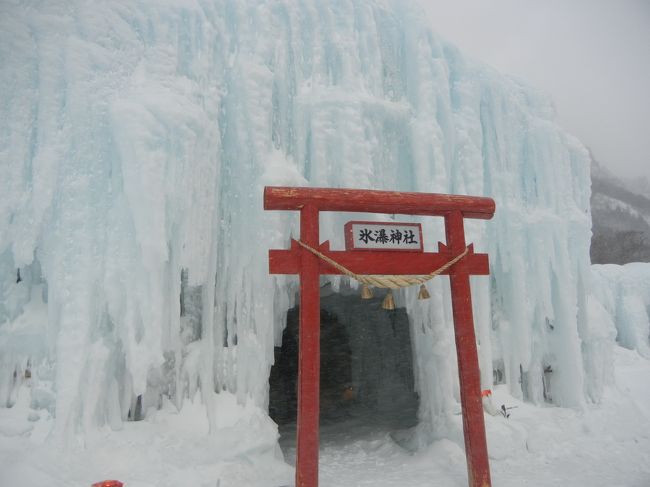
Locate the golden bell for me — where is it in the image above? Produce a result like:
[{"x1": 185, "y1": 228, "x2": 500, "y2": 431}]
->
[
  {"x1": 361, "y1": 283, "x2": 374, "y2": 299},
  {"x1": 417, "y1": 284, "x2": 431, "y2": 300},
  {"x1": 382, "y1": 289, "x2": 396, "y2": 310}
]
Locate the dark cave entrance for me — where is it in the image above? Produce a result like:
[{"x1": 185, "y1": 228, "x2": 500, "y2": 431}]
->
[{"x1": 269, "y1": 290, "x2": 420, "y2": 439}]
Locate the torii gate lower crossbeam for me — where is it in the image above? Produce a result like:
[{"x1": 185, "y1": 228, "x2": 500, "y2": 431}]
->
[{"x1": 265, "y1": 186, "x2": 495, "y2": 487}]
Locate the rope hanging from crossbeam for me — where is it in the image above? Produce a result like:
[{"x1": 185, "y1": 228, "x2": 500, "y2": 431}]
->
[{"x1": 295, "y1": 240, "x2": 469, "y2": 289}]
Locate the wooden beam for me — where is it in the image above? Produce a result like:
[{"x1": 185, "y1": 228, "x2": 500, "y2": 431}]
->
[
  {"x1": 295, "y1": 205, "x2": 321, "y2": 487},
  {"x1": 269, "y1": 242, "x2": 489, "y2": 276},
  {"x1": 445, "y1": 211, "x2": 492, "y2": 487},
  {"x1": 264, "y1": 186, "x2": 495, "y2": 220}
]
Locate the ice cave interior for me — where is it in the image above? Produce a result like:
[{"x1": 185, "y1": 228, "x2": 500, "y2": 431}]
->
[{"x1": 268, "y1": 288, "x2": 419, "y2": 445}]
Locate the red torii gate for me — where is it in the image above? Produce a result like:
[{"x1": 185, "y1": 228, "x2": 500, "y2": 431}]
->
[{"x1": 265, "y1": 186, "x2": 495, "y2": 487}]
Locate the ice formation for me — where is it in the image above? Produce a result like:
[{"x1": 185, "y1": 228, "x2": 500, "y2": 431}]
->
[
  {"x1": 0, "y1": 0, "x2": 599, "y2": 444},
  {"x1": 591, "y1": 264, "x2": 650, "y2": 358}
]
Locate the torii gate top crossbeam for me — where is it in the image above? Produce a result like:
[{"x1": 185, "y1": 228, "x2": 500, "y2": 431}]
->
[{"x1": 264, "y1": 186, "x2": 495, "y2": 219}]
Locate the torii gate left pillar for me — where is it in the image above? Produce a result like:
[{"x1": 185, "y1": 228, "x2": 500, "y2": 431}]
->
[{"x1": 265, "y1": 186, "x2": 495, "y2": 487}]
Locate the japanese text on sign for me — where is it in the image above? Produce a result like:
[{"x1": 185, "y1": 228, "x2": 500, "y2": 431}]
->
[{"x1": 344, "y1": 222, "x2": 423, "y2": 251}]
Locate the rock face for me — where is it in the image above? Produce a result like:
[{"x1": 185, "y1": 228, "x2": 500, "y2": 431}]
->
[{"x1": 269, "y1": 293, "x2": 418, "y2": 428}]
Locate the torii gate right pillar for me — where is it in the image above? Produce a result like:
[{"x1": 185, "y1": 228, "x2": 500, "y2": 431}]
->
[{"x1": 446, "y1": 210, "x2": 491, "y2": 487}]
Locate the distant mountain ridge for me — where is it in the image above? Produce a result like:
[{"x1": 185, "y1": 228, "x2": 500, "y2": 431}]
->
[{"x1": 590, "y1": 160, "x2": 650, "y2": 264}]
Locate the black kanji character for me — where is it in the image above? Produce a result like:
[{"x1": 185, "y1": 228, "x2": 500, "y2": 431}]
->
[
  {"x1": 375, "y1": 229, "x2": 389, "y2": 244},
  {"x1": 389, "y1": 229, "x2": 403, "y2": 244},
  {"x1": 403, "y1": 229, "x2": 417, "y2": 244},
  {"x1": 359, "y1": 228, "x2": 374, "y2": 244}
]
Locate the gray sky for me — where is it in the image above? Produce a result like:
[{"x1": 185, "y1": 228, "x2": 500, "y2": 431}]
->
[{"x1": 422, "y1": 0, "x2": 650, "y2": 182}]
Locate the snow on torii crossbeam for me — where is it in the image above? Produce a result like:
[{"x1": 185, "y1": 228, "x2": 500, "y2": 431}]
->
[{"x1": 265, "y1": 186, "x2": 495, "y2": 487}]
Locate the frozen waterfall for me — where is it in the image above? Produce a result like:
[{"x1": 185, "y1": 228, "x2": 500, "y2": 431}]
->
[{"x1": 0, "y1": 0, "x2": 596, "y2": 444}]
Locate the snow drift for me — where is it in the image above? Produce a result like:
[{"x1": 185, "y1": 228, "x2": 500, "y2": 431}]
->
[{"x1": 0, "y1": 0, "x2": 597, "y2": 444}]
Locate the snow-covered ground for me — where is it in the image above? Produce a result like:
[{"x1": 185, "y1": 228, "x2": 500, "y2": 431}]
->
[
  {"x1": 321, "y1": 346, "x2": 650, "y2": 487},
  {"x1": 1, "y1": 345, "x2": 648, "y2": 487}
]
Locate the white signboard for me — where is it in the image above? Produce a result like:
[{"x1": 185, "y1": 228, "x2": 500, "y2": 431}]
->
[{"x1": 344, "y1": 221, "x2": 423, "y2": 251}]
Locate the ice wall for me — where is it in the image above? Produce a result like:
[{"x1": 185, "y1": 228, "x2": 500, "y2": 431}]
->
[
  {"x1": 591, "y1": 264, "x2": 650, "y2": 357},
  {"x1": 584, "y1": 263, "x2": 650, "y2": 402},
  {"x1": 0, "y1": 0, "x2": 593, "y2": 442}
]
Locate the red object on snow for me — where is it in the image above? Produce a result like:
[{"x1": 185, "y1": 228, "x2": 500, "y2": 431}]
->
[
  {"x1": 481, "y1": 389, "x2": 492, "y2": 397},
  {"x1": 91, "y1": 481, "x2": 123, "y2": 487}
]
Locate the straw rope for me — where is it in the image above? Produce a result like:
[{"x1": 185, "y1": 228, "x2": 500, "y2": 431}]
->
[{"x1": 295, "y1": 240, "x2": 469, "y2": 289}]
